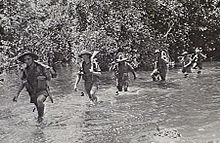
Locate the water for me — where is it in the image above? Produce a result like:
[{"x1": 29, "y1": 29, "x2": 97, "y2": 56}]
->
[{"x1": 0, "y1": 62, "x2": 220, "y2": 143}]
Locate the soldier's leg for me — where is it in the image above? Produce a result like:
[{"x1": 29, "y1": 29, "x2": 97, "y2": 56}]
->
[
  {"x1": 116, "y1": 78, "x2": 123, "y2": 91},
  {"x1": 115, "y1": 78, "x2": 119, "y2": 95},
  {"x1": 123, "y1": 75, "x2": 129, "y2": 92},
  {"x1": 192, "y1": 62, "x2": 198, "y2": 69},
  {"x1": 156, "y1": 75, "x2": 161, "y2": 81},
  {"x1": 160, "y1": 69, "x2": 167, "y2": 81},
  {"x1": 36, "y1": 94, "x2": 47, "y2": 122},
  {"x1": 90, "y1": 83, "x2": 98, "y2": 102},
  {"x1": 151, "y1": 69, "x2": 159, "y2": 81},
  {"x1": 151, "y1": 74, "x2": 156, "y2": 81},
  {"x1": 84, "y1": 81, "x2": 93, "y2": 100},
  {"x1": 124, "y1": 81, "x2": 128, "y2": 92},
  {"x1": 197, "y1": 63, "x2": 202, "y2": 74},
  {"x1": 182, "y1": 67, "x2": 188, "y2": 78}
]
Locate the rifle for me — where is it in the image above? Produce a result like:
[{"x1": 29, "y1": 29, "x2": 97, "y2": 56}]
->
[
  {"x1": 90, "y1": 51, "x2": 99, "y2": 72},
  {"x1": 90, "y1": 51, "x2": 100, "y2": 81}
]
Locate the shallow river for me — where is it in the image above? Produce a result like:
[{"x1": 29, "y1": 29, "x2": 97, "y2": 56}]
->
[{"x1": 0, "y1": 62, "x2": 220, "y2": 143}]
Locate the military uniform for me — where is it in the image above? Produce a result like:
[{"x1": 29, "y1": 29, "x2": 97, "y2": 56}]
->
[
  {"x1": 21, "y1": 62, "x2": 51, "y2": 105},
  {"x1": 182, "y1": 57, "x2": 192, "y2": 72},
  {"x1": 179, "y1": 52, "x2": 192, "y2": 77},
  {"x1": 151, "y1": 51, "x2": 168, "y2": 81},
  {"x1": 111, "y1": 58, "x2": 136, "y2": 92},
  {"x1": 14, "y1": 51, "x2": 52, "y2": 122},
  {"x1": 74, "y1": 50, "x2": 101, "y2": 102},
  {"x1": 79, "y1": 61, "x2": 101, "y2": 99},
  {"x1": 192, "y1": 53, "x2": 206, "y2": 70},
  {"x1": 192, "y1": 48, "x2": 207, "y2": 74}
]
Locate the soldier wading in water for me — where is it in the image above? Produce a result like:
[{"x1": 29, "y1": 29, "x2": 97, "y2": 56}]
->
[
  {"x1": 74, "y1": 50, "x2": 101, "y2": 102},
  {"x1": 151, "y1": 49, "x2": 168, "y2": 82},
  {"x1": 110, "y1": 53, "x2": 136, "y2": 95},
  {"x1": 179, "y1": 51, "x2": 193, "y2": 78},
  {"x1": 191, "y1": 47, "x2": 207, "y2": 74},
  {"x1": 13, "y1": 51, "x2": 53, "y2": 122}
]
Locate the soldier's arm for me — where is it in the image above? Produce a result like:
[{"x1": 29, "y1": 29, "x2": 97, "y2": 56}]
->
[
  {"x1": 154, "y1": 61, "x2": 158, "y2": 69},
  {"x1": 177, "y1": 56, "x2": 183, "y2": 63},
  {"x1": 74, "y1": 74, "x2": 81, "y2": 91},
  {"x1": 200, "y1": 53, "x2": 207, "y2": 59},
  {"x1": 132, "y1": 70, "x2": 136, "y2": 80},
  {"x1": 74, "y1": 70, "x2": 82, "y2": 91},
  {"x1": 13, "y1": 72, "x2": 26, "y2": 102},
  {"x1": 184, "y1": 55, "x2": 195, "y2": 68},
  {"x1": 184, "y1": 60, "x2": 192, "y2": 68},
  {"x1": 191, "y1": 54, "x2": 198, "y2": 62},
  {"x1": 14, "y1": 82, "x2": 25, "y2": 100},
  {"x1": 128, "y1": 63, "x2": 136, "y2": 80}
]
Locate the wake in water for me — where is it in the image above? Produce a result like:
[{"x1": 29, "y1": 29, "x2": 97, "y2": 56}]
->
[{"x1": 0, "y1": 62, "x2": 220, "y2": 143}]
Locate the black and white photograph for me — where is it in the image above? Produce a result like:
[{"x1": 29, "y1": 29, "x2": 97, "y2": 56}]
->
[{"x1": 0, "y1": 0, "x2": 220, "y2": 143}]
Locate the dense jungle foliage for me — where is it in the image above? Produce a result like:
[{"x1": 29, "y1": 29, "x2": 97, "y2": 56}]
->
[{"x1": 0, "y1": 0, "x2": 219, "y2": 71}]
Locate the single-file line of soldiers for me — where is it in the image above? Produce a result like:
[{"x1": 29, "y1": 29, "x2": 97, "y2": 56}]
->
[{"x1": 12, "y1": 48, "x2": 207, "y2": 122}]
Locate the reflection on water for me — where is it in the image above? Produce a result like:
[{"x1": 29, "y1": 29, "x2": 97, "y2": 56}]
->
[{"x1": 0, "y1": 62, "x2": 220, "y2": 143}]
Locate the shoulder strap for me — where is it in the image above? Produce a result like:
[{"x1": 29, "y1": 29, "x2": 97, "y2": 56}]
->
[
  {"x1": 126, "y1": 62, "x2": 134, "y2": 71},
  {"x1": 34, "y1": 61, "x2": 50, "y2": 69}
]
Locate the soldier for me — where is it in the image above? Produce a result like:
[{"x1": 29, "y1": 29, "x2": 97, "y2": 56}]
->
[
  {"x1": 110, "y1": 53, "x2": 136, "y2": 94},
  {"x1": 179, "y1": 51, "x2": 193, "y2": 78},
  {"x1": 191, "y1": 47, "x2": 207, "y2": 74},
  {"x1": 151, "y1": 49, "x2": 168, "y2": 81},
  {"x1": 74, "y1": 50, "x2": 101, "y2": 102},
  {"x1": 13, "y1": 51, "x2": 53, "y2": 122}
]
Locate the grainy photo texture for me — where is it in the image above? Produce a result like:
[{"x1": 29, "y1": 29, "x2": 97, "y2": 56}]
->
[{"x1": 0, "y1": 0, "x2": 220, "y2": 143}]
